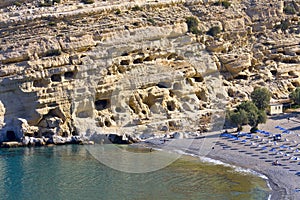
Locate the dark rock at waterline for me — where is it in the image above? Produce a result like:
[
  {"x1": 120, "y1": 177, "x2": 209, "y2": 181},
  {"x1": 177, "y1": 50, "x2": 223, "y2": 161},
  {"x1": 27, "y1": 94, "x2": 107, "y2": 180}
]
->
[
  {"x1": 108, "y1": 134, "x2": 140, "y2": 144},
  {"x1": 1, "y1": 141, "x2": 21, "y2": 148}
]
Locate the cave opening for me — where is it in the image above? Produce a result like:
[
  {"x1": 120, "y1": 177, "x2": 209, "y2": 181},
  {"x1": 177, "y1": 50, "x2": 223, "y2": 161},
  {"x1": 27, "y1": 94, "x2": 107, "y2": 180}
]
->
[
  {"x1": 235, "y1": 74, "x2": 248, "y2": 80},
  {"x1": 194, "y1": 76, "x2": 204, "y2": 82},
  {"x1": 167, "y1": 101, "x2": 176, "y2": 111},
  {"x1": 64, "y1": 71, "x2": 75, "y2": 79},
  {"x1": 95, "y1": 99, "x2": 110, "y2": 111},
  {"x1": 133, "y1": 58, "x2": 143, "y2": 64},
  {"x1": 51, "y1": 74, "x2": 62, "y2": 82},
  {"x1": 6, "y1": 131, "x2": 16, "y2": 141},
  {"x1": 120, "y1": 60, "x2": 130, "y2": 65},
  {"x1": 104, "y1": 119, "x2": 111, "y2": 127}
]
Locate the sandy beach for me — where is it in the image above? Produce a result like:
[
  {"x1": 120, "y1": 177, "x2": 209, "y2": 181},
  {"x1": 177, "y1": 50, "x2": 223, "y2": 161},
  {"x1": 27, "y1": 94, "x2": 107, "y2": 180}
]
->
[{"x1": 137, "y1": 112, "x2": 300, "y2": 200}]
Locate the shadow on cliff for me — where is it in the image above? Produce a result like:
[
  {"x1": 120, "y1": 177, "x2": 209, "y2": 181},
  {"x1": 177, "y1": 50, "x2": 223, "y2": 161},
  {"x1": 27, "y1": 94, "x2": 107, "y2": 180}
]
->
[{"x1": 0, "y1": 77, "x2": 41, "y2": 142}]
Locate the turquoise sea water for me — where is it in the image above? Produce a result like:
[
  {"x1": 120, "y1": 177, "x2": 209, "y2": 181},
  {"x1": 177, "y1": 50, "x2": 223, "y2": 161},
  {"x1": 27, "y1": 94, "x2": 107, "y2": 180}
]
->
[{"x1": 0, "y1": 145, "x2": 270, "y2": 200}]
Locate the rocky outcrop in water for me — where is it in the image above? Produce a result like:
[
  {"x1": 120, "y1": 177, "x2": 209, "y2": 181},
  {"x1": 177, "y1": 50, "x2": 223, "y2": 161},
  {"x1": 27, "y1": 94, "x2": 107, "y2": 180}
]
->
[{"x1": 0, "y1": 0, "x2": 299, "y2": 142}]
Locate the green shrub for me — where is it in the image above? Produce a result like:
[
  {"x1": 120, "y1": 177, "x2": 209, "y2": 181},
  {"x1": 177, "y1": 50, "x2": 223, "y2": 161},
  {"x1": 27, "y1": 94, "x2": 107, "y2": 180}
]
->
[
  {"x1": 115, "y1": 9, "x2": 121, "y2": 15},
  {"x1": 207, "y1": 26, "x2": 221, "y2": 37},
  {"x1": 53, "y1": 0, "x2": 61, "y2": 3},
  {"x1": 213, "y1": 0, "x2": 231, "y2": 9},
  {"x1": 81, "y1": 0, "x2": 95, "y2": 4},
  {"x1": 290, "y1": 87, "x2": 300, "y2": 105},
  {"x1": 284, "y1": 5, "x2": 296, "y2": 15},
  {"x1": 221, "y1": 0, "x2": 231, "y2": 9},
  {"x1": 276, "y1": 19, "x2": 290, "y2": 31},
  {"x1": 132, "y1": 5, "x2": 142, "y2": 11},
  {"x1": 147, "y1": 18, "x2": 156, "y2": 25},
  {"x1": 48, "y1": 21, "x2": 56, "y2": 26},
  {"x1": 186, "y1": 16, "x2": 202, "y2": 35},
  {"x1": 13, "y1": 1, "x2": 22, "y2": 7}
]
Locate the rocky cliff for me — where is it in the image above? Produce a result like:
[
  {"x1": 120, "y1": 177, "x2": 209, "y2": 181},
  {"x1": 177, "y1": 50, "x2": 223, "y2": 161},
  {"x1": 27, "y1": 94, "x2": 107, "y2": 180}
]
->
[{"x1": 0, "y1": 0, "x2": 299, "y2": 142}]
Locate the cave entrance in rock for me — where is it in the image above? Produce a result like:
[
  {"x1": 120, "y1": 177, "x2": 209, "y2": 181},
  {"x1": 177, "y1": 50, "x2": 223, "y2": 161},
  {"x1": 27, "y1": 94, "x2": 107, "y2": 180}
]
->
[
  {"x1": 6, "y1": 131, "x2": 16, "y2": 141},
  {"x1": 51, "y1": 74, "x2": 61, "y2": 82},
  {"x1": 95, "y1": 99, "x2": 110, "y2": 111},
  {"x1": 167, "y1": 101, "x2": 176, "y2": 111}
]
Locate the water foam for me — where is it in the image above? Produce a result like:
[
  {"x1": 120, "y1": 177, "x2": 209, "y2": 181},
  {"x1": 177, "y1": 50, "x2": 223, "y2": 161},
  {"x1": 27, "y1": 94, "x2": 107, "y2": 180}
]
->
[{"x1": 170, "y1": 149, "x2": 269, "y2": 180}]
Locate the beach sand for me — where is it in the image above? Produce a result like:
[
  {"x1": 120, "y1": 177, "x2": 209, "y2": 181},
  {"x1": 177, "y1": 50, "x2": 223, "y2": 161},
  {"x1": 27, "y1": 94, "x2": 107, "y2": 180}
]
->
[{"x1": 136, "y1": 113, "x2": 300, "y2": 200}]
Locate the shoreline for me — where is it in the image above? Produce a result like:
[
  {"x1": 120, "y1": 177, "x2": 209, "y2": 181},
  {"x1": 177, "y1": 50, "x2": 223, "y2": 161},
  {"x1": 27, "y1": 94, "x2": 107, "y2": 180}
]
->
[{"x1": 135, "y1": 132, "x2": 300, "y2": 200}]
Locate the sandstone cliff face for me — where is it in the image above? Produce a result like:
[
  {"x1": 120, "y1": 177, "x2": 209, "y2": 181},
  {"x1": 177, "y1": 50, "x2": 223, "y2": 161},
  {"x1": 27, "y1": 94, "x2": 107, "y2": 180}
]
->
[{"x1": 0, "y1": 0, "x2": 299, "y2": 141}]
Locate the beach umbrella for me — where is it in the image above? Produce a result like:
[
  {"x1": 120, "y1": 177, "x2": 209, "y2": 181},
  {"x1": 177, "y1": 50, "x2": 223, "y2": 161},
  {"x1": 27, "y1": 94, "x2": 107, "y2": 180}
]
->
[
  {"x1": 269, "y1": 148, "x2": 276, "y2": 152},
  {"x1": 283, "y1": 130, "x2": 290, "y2": 134},
  {"x1": 261, "y1": 146, "x2": 267, "y2": 150}
]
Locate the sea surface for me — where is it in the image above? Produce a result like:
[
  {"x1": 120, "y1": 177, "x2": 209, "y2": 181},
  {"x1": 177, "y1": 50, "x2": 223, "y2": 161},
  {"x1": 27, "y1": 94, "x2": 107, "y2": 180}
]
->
[{"x1": 0, "y1": 145, "x2": 270, "y2": 200}]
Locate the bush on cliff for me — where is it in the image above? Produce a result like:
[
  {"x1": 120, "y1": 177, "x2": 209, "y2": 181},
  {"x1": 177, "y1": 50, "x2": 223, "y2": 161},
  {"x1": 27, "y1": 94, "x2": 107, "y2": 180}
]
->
[
  {"x1": 207, "y1": 26, "x2": 221, "y2": 37},
  {"x1": 276, "y1": 20, "x2": 291, "y2": 31},
  {"x1": 213, "y1": 0, "x2": 231, "y2": 9},
  {"x1": 132, "y1": 5, "x2": 143, "y2": 11},
  {"x1": 186, "y1": 16, "x2": 202, "y2": 35},
  {"x1": 284, "y1": 5, "x2": 296, "y2": 15}
]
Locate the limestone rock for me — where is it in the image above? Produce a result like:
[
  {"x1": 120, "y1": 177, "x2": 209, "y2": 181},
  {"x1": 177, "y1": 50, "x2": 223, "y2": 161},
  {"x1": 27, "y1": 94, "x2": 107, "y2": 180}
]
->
[
  {"x1": 219, "y1": 53, "x2": 251, "y2": 75},
  {"x1": 0, "y1": 0, "x2": 299, "y2": 142}
]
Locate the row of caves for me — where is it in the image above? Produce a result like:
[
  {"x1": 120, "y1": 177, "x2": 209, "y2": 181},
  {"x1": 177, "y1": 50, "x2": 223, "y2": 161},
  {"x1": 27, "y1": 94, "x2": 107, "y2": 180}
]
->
[
  {"x1": 118, "y1": 52, "x2": 184, "y2": 66},
  {"x1": 33, "y1": 70, "x2": 77, "y2": 87},
  {"x1": 92, "y1": 49, "x2": 211, "y2": 130}
]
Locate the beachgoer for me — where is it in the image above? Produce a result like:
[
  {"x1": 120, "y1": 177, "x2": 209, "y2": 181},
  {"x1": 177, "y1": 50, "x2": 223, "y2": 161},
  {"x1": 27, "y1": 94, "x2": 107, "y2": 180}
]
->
[{"x1": 273, "y1": 160, "x2": 279, "y2": 166}]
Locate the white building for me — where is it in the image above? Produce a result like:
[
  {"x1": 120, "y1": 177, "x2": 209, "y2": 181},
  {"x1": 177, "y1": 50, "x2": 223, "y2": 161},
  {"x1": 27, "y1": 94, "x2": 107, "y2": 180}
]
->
[{"x1": 269, "y1": 103, "x2": 283, "y2": 115}]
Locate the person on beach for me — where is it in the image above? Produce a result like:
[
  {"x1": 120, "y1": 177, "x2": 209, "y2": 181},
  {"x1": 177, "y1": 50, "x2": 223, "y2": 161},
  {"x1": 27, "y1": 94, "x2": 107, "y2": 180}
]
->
[{"x1": 272, "y1": 160, "x2": 279, "y2": 166}]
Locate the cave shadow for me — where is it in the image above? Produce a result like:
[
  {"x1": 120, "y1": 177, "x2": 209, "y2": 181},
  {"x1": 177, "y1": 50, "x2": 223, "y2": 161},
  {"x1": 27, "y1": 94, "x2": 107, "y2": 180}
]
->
[{"x1": 0, "y1": 77, "x2": 40, "y2": 142}]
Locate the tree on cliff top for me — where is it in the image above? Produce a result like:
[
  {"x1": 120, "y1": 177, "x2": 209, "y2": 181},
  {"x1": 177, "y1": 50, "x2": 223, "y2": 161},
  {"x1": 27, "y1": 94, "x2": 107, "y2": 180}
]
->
[{"x1": 251, "y1": 87, "x2": 271, "y2": 110}]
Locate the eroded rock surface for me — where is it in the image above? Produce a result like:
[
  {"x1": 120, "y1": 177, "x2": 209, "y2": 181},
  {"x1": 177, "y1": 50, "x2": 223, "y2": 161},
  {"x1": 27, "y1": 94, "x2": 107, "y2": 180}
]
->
[{"x1": 0, "y1": 0, "x2": 299, "y2": 141}]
